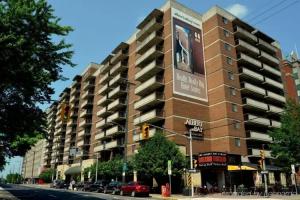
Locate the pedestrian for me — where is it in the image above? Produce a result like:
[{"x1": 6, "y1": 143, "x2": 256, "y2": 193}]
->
[{"x1": 71, "y1": 179, "x2": 75, "y2": 190}]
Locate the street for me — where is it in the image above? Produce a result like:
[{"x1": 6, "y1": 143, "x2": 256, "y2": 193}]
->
[{"x1": 0, "y1": 184, "x2": 152, "y2": 200}]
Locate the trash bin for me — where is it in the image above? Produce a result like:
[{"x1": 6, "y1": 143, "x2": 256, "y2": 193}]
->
[{"x1": 161, "y1": 185, "x2": 170, "y2": 197}]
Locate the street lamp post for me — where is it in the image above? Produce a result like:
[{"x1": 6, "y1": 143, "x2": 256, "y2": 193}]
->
[
  {"x1": 95, "y1": 153, "x2": 99, "y2": 182},
  {"x1": 189, "y1": 129, "x2": 194, "y2": 197}
]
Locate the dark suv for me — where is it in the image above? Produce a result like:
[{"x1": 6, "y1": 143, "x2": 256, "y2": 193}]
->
[
  {"x1": 103, "y1": 181, "x2": 123, "y2": 194},
  {"x1": 90, "y1": 180, "x2": 109, "y2": 192}
]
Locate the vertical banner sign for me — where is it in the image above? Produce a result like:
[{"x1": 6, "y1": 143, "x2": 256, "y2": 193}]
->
[{"x1": 172, "y1": 8, "x2": 207, "y2": 101}]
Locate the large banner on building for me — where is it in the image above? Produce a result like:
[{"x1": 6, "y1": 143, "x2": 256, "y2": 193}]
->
[{"x1": 172, "y1": 8, "x2": 207, "y2": 101}]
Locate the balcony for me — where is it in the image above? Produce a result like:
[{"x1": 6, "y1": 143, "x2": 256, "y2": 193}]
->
[
  {"x1": 78, "y1": 119, "x2": 92, "y2": 127},
  {"x1": 136, "y1": 31, "x2": 163, "y2": 55},
  {"x1": 135, "y1": 60, "x2": 164, "y2": 82},
  {"x1": 81, "y1": 90, "x2": 94, "y2": 99},
  {"x1": 248, "y1": 131, "x2": 272, "y2": 142},
  {"x1": 264, "y1": 77, "x2": 283, "y2": 89},
  {"x1": 63, "y1": 155, "x2": 68, "y2": 162},
  {"x1": 97, "y1": 95, "x2": 112, "y2": 106},
  {"x1": 65, "y1": 137, "x2": 70, "y2": 143},
  {"x1": 135, "y1": 45, "x2": 164, "y2": 67},
  {"x1": 98, "y1": 83, "x2": 112, "y2": 95},
  {"x1": 100, "y1": 61, "x2": 111, "y2": 75},
  {"x1": 262, "y1": 64, "x2": 281, "y2": 77},
  {"x1": 133, "y1": 109, "x2": 164, "y2": 125},
  {"x1": 94, "y1": 144, "x2": 104, "y2": 152},
  {"x1": 107, "y1": 98, "x2": 126, "y2": 111},
  {"x1": 237, "y1": 53, "x2": 262, "y2": 69},
  {"x1": 259, "y1": 51, "x2": 279, "y2": 66},
  {"x1": 134, "y1": 92, "x2": 164, "y2": 111},
  {"x1": 243, "y1": 98, "x2": 268, "y2": 111},
  {"x1": 136, "y1": 16, "x2": 163, "y2": 41},
  {"x1": 110, "y1": 49, "x2": 128, "y2": 65},
  {"x1": 77, "y1": 140, "x2": 84, "y2": 147},
  {"x1": 78, "y1": 129, "x2": 91, "y2": 138},
  {"x1": 106, "y1": 125, "x2": 124, "y2": 137},
  {"x1": 258, "y1": 38, "x2": 277, "y2": 54},
  {"x1": 105, "y1": 140, "x2": 120, "y2": 149},
  {"x1": 135, "y1": 75, "x2": 164, "y2": 96},
  {"x1": 81, "y1": 99, "x2": 93, "y2": 108},
  {"x1": 96, "y1": 119, "x2": 105, "y2": 129},
  {"x1": 79, "y1": 110, "x2": 93, "y2": 118},
  {"x1": 240, "y1": 67, "x2": 264, "y2": 82},
  {"x1": 236, "y1": 39, "x2": 260, "y2": 56},
  {"x1": 98, "y1": 72, "x2": 111, "y2": 85},
  {"x1": 234, "y1": 26, "x2": 257, "y2": 44},
  {"x1": 241, "y1": 82, "x2": 266, "y2": 97},
  {"x1": 82, "y1": 81, "x2": 95, "y2": 91},
  {"x1": 248, "y1": 148, "x2": 272, "y2": 158},
  {"x1": 133, "y1": 128, "x2": 156, "y2": 142},
  {"x1": 245, "y1": 114, "x2": 270, "y2": 126},
  {"x1": 95, "y1": 132, "x2": 105, "y2": 140},
  {"x1": 268, "y1": 105, "x2": 284, "y2": 114},
  {"x1": 107, "y1": 111, "x2": 126, "y2": 123},
  {"x1": 271, "y1": 120, "x2": 281, "y2": 128},
  {"x1": 70, "y1": 87, "x2": 80, "y2": 95},
  {"x1": 265, "y1": 91, "x2": 286, "y2": 103},
  {"x1": 108, "y1": 85, "x2": 127, "y2": 99},
  {"x1": 109, "y1": 73, "x2": 127, "y2": 88},
  {"x1": 97, "y1": 107, "x2": 113, "y2": 118},
  {"x1": 110, "y1": 61, "x2": 128, "y2": 76}
]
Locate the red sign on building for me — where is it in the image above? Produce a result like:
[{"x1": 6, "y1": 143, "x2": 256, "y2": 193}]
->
[{"x1": 198, "y1": 152, "x2": 227, "y2": 167}]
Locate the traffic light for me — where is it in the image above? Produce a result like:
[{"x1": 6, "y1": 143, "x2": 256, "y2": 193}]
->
[
  {"x1": 258, "y1": 159, "x2": 263, "y2": 170},
  {"x1": 141, "y1": 124, "x2": 150, "y2": 140},
  {"x1": 60, "y1": 102, "x2": 70, "y2": 122},
  {"x1": 260, "y1": 150, "x2": 265, "y2": 160}
]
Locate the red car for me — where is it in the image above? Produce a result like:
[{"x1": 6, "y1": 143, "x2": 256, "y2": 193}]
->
[{"x1": 120, "y1": 181, "x2": 149, "y2": 197}]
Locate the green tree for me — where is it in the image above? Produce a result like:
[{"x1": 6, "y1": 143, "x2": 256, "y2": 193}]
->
[
  {"x1": 132, "y1": 132, "x2": 186, "y2": 188},
  {"x1": 6, "y1": 173, "x2": 23, "y2": 184},
  {"x1": 0, "y1": 0, "x2": 74, "y2": 169},
  {"x1": 269, "y1": 101, "x2": 300, "y2": 171},
  {"x1": 39, "y1": 168, "x2": 55, "y2": 183}
]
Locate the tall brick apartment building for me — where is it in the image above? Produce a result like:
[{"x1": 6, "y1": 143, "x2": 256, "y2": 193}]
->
[{"x1": 44, "y1": 0, "x2": 288, "y2": 188}]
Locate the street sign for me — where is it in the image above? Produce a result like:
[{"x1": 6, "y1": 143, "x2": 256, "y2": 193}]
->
[
  {"x1": 188, "y1": 169, "x2": 197, "y2": 173},
  {"x1": 291, "y1": 164, "x2": 296, "y2": 174},
  {"x1": 261, "y1": 170, "x2": 269, "y2": 174},
  {"x1": 168, "y1": 160, "x2": 172, "y2": 175}
]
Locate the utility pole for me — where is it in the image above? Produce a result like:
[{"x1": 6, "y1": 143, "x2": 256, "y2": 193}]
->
[
  {"x1": 31, "y1": 151, "x2": 36, "y2": 184},
  {"x1": 189, "y1": 129, "x2": 194, "y2": 197},
  {"x1": 262, "y1": 145, "x2": 268, "y2": 196}
]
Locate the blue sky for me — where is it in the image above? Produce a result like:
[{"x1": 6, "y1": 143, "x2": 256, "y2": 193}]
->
[
  {"x1": 3, "y1": 0, "x2": 300, "y2": 178},
  {"x1": 39, "y1": 0, "x2": 300, "y2": 109}
]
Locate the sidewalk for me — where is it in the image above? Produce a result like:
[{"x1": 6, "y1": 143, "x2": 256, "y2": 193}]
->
[{"x1": 0, "y1": 186, "x2": 19, "y2": 200}]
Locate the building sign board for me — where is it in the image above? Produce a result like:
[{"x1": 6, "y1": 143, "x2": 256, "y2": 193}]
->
[
  {"x1": 185, "y1": 118, "x2": 203, "y2": 139},
  {"x1": 171, "y1": 8, "x2": 207, "y2": 101},
  {"x1": 198, "y1": 152, "x2": 227, "y2": 167}
]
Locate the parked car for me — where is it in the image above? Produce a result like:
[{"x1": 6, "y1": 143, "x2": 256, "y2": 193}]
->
[
  {"x1": 73, "y1": 181, "x2": 84, "y2": 191},
  {"x1": 90, "y1": 180, "x2": 109, "y2": 192},
  {"x1": 103, "y1": 181, "x2": 123, "y2": 194},
  {"x1": 120, "y1": 181, "x2": 150, "y2": 197},
  {"x1": 82, "y1": 181, "x2": 93, "y2": 191},
  {"x1": 51, "y1": 180, "x2": 68, "y2": 189}
]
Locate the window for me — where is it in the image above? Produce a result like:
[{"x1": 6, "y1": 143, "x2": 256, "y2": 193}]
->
[
  {"x1": 232, "y1": 104, "x2": 238, "y2": 112},
  {"x1": 228, "y1": 71, "x2": 234, "y2": 80},
  {"x1": 222, "y1": 17, "x2": 228, "y2": 24},
  {"x1": 224, "y1": 43, "x2": 231, "y2": 51},
  {"x1": 223, "y1": 29, "x2": 230, "y2": 37},
  {"x1": 234, "y1": 138, "x2": 241, "y2": 147},
  {"x1": 226, "y1": 57, "x2": 233, "y2": 65},
  {"x1": 229, "y1": 87, "x2": 236, "y2": 96},
  {"x1": 233, "y1": 120, "x2": 241, "y2": 129}
]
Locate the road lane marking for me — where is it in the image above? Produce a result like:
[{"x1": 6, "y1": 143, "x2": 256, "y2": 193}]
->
[{"x1": 48, "y1": 194, "x2": 57, "y2": 198}]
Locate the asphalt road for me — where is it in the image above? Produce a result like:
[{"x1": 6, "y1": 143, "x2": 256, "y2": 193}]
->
[{"x1": 0, "y1": 184, "x2": 153, "y2": 200}]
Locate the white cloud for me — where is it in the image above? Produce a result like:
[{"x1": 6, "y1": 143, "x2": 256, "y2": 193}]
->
[{"x1": 226, "y1": 3, "x2": 249, "y2": 18}]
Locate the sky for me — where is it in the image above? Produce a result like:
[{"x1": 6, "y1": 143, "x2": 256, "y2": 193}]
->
[{"x1": 2, "y1": 0, "x2": 300, "y2": 176}]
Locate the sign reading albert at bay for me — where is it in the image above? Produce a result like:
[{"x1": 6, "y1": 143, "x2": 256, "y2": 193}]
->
[
  {"x1": 185, "y1": 118, "x2": 203, "y2": 139},
  {"x1": 171, "y1": 8, "x2": 207, "y2": 101}
]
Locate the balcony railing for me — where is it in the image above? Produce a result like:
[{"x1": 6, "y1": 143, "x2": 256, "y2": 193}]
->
[
  {"x1": 133, "y1": 109, "x2": 164, "y2": 125},
  {"x1": 266, "y1": 91, "x2": 286, "y2": 103},
  {"x1": 135, "y1": 60, "x2": 164, "y2": 82},
  {"x1": 136, "y1": 31, "x2": 163, "y2": 54},
  {"x1": 110, "y1": 61, "x2": 128, "y2": 76},
  {"x1": 234, "y1": 26, "x2": 257, "y2": 44},
  {"x1": 262, "y1": 64, "x2": 281, "y2": 77},
  {"x1": 245, "y1": 114, "x2": 270, "y2": 126},
  {"x1": 258, "y1": 38, "x2": 277, "y2": 54},
  {"x1": 240, "y1": 67, "x2": 264, "y2": 82},
  {"x1": 259, "y1": 51, "x2": 280, "y2": 66},
  {"x1": 136, "y1": 17, "x2": 163, "y2": 41},
  {"x1": 100, "y1": 62, "x2": 111, "y2": 75},
  {"x1": 135, "y1": 75, "x2": 164, "y2": 96},
  {"x1": 99, "y1": 72, "x2": 111, "y2": 85},
  {"x1": 78, "y1": 129, "x2": 91, "y2": 137},
  {"x1": 264, "y1": 77, "x2": 283, "y2": 89},
  {"x1": 97, "y1": 95, "x2": 112, "y2": 106},
  {"x1": 98, "y1": 83, "x2": 111, "y2": 95},
  {"x1": 238, "y1": 53, "x2": 262, "y2": 69},
  {"x1": 110, "y1": 49, "x2": 128, "y2": 65},
  {"x1": 134, "y1": 92, "x2": 164, "y2": 111},
  {"x1": 268, "y1": 105, "x2": 283, "y2": 114},
  {"x1": 236, "y1": 39, "x2": 260, "y2": 56},
  {"x1": 248, "y1": 131, "x2": 272, "y2": 142},
  {"x1": 81, "y1": 99, "x2": 93, "y2": 108},
  {"x1": 107, "y1": 98, "x2": 126, "y2": 111},
  {"x1": 82, "y1": 81, "x2": 95, "y2": 91},
  {"x1": 107, "y1": 111, "x2": 126, "y2": 123},
  {"x1": 108, "y1": 85, "x2": 127, "y2": 99},
  {"x1": 95, "y1": 132, "x2": 105, "y2": 140},
  {"x1": 77, "y1": 140, "x2": 84, "y2": 147},
  {"x1": 271, "y1": 120, "x2": 281, "y2": 128},
  {"x1": 97, "y1": 106, "x2": 113, "y2": 118},
  {"x1": 94, "y1": 144, "x2": 104, "y2": 152},
  {"x1": 135, "y1": 45, "x2": 163, "y2": 67},
  {"x1": 243, "y1": 98, "x2": 268, "y2": 111},
  {"x1": 81, "y1": 90, "x2": 94, "y2": 99},
  {"x1": 241, "y1": 82, "x2": 266, "y2": 96},
  {"x1": 106, "y1": 125, "x2": 124, "y2": 137},
  {"x1": 78, "y1": 119, "x2": 92, "y2": 127},
  {"x1": 109, "y1": 73, "x2": 127, "y2": 88}
]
